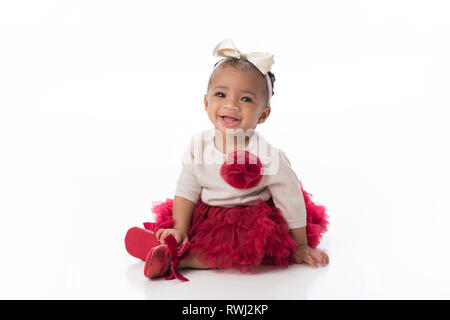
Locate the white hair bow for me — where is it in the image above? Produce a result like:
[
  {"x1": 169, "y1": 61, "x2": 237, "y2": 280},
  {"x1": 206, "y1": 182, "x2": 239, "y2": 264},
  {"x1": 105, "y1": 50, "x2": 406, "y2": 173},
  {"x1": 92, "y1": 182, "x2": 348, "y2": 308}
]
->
[
  {"x1": 212, "y1": 38, "x2": 274, "y2": 105},
  {"x1": 212, "y1": 38, "x2": 274, "y2": 76}
]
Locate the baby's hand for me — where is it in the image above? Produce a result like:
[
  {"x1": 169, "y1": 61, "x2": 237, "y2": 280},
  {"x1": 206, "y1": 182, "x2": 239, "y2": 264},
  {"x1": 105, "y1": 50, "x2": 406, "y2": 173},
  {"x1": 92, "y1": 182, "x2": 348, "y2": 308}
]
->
[
  {"x1": 293, "y1": 244, "x2": 329, "y2": 268},
  {"x1": 155, "y1": 228, "x2": 189, "y2": 245}
]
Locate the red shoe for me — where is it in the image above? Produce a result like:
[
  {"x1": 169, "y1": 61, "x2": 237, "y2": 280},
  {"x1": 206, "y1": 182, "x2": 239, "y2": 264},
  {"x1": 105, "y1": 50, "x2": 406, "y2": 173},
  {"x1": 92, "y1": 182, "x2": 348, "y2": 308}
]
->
[
  {"x1": 144, "y1": 244, "x2": 171, "y2": 279},
  {"x1": 125, "y1": 227, "x2": 160, "y2": 261},
  {"x1": 143, "y1": 234, "x2": 192, "y2": 281}
]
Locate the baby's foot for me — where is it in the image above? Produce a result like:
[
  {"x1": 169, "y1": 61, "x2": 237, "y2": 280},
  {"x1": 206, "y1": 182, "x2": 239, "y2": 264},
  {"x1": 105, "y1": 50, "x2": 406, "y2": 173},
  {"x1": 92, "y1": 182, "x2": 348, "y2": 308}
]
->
[
  {"x1": 144, "y1": 244, "x2": 171, "y2": 279},
  {"x1": 125, "y1": 227, "x2": 159, "y2": 261}
]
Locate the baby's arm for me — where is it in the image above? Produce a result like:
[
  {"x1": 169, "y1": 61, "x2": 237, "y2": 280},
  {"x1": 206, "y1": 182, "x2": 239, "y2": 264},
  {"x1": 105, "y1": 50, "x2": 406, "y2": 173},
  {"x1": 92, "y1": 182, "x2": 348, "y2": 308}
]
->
[
  {"x1": 267, "y1": 150, "x2": 329, "y2": 268},
  {"x1": 173, "y1": 196, "x2": 196, "y2": 232},
  {"x1": 156, "y1": 196, "x2": 196, "y2": 245}
]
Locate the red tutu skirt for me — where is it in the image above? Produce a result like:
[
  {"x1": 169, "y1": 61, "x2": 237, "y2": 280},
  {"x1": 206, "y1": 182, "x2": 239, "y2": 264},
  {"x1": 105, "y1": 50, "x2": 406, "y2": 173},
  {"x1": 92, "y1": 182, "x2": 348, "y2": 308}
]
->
[{"x1": 143, "y1": 183, "x2": 329, "y2": 273}]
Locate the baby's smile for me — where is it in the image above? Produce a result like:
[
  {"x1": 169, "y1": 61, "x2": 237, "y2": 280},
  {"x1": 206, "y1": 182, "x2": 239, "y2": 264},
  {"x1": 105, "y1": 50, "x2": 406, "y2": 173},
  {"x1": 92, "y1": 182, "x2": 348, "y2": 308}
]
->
[{"x1": 218, "y1": 114, "x2": 241, "y2": 128}]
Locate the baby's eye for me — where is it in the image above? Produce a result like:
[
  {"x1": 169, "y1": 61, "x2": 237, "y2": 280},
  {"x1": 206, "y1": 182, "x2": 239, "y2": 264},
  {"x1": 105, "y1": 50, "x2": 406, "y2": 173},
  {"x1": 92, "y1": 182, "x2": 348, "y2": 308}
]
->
[{"x1": 214, "y1": 92, "x2": 253, "y2": 103}]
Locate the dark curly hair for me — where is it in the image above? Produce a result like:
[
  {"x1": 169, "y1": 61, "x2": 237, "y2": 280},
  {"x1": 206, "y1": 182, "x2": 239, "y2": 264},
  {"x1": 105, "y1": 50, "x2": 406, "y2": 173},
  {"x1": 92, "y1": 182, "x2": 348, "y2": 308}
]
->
[{"x1": 207, "y1": 58, "x2": 276, "y2": 106}]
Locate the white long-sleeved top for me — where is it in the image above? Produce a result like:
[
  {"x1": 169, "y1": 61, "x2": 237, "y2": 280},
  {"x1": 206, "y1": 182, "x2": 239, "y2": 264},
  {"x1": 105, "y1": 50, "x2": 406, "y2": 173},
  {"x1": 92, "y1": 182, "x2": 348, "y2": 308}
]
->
[{"x1": 174, "y1": 128, "x2": 307, "y2": 229}]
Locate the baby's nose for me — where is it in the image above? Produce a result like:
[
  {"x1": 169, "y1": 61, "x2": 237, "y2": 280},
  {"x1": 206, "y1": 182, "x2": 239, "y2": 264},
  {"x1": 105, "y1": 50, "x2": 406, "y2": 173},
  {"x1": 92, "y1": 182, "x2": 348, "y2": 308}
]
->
[{"x1": 224, "y1": 104, "x2": 239, "y2": 110}]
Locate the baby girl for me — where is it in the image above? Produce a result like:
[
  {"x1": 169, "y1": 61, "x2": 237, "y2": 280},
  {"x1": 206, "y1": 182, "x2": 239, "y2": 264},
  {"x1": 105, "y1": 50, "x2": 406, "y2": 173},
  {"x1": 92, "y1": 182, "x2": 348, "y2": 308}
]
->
[{"x1": 125, "y1": 39, "x2": 329, "y2": 281}]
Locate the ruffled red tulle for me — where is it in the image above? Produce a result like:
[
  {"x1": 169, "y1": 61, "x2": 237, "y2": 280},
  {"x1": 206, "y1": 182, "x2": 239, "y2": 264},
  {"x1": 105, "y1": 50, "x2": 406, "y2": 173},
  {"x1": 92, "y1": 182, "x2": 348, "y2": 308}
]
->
[
  {"x1": 299, "y1": 183, "x2": 329, "y2": 249},
  {"x1": 143, "y1": 182, "x2": 329, "y2": 272}
]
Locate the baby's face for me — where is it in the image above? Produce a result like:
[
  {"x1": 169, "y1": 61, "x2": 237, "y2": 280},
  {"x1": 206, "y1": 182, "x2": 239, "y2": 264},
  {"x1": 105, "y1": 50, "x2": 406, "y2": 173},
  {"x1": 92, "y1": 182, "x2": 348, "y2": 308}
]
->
[{"x1": 204, "y1": 65, "x2": 271, "y2": 135}]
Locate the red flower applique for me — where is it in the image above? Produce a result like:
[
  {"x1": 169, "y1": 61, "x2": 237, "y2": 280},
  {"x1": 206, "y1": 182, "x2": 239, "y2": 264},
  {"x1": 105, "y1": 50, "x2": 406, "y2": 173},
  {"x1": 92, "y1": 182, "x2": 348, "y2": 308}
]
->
[{"x1": 220, "y1": 150, "x2": 263, "y2": 189}]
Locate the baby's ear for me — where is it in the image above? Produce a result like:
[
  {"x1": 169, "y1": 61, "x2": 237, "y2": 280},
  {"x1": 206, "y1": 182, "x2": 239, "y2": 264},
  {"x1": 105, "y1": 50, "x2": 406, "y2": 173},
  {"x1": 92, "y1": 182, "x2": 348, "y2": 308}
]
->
[
  {"x1": 204, "y1": 93, "x2": 208, "y2": 110},
  {"x1": 258, "y1": 106, "x2": 271, "y2": 124}
]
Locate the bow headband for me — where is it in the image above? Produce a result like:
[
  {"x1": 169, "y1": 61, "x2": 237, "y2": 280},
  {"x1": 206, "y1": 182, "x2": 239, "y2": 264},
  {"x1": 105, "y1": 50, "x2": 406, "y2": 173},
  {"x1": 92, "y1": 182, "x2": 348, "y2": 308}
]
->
[{"x1": 212, "y1": 38, "x2": 274, "y2": 106}]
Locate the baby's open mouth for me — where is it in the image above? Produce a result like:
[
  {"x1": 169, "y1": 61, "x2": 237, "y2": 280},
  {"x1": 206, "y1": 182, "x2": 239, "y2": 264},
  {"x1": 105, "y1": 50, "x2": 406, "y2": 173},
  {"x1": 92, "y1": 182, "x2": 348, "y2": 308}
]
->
[{"x1": 219, "y1": 115, "x2": 241, "y2": 127}]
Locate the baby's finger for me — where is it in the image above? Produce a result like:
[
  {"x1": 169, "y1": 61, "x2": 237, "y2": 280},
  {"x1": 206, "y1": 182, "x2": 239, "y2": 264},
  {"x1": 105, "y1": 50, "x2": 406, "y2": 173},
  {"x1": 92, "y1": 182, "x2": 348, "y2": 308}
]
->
[
  {"x1": 159, "y1": 230, "x2": 169, "y2": 244},
  {"x1": 303, "y1": 255, "x2": 317, "y2": 269},
  {"x1": 312, "y1": 252, "x2": 326, "y2": 267},
  {"x1": 314, "y1": 249, "x2": 329, "y2": 264},
  {"x1": 182, "y1": 236, "x2": 189, "y2": 245},
  {"x1": 317, "y1": 250, "x2": 329, "y2": 264},
  {"x1": 321, "y1": 251, "x2": 329, "y2": 264},
  {"x1": 155, "y1": 229, "x2": 164, "y2": 241},
  {"x1": 174, "y1": 233, "x2": 183, "y2": 244}
]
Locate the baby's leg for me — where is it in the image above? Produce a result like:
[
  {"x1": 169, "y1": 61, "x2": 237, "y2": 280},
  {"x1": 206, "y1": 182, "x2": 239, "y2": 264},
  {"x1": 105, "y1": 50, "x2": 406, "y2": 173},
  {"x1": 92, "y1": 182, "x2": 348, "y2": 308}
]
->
[{"x1": 179, "y1": 252, "x2": 210, "y2": 270}]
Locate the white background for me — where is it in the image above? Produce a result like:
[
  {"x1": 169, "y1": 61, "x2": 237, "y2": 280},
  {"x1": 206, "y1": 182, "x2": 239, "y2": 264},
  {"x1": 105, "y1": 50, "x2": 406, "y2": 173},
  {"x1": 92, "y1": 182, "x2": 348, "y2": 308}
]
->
[{"x1": 1, "y1": 0, "x2": 449, "y2": 299}]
